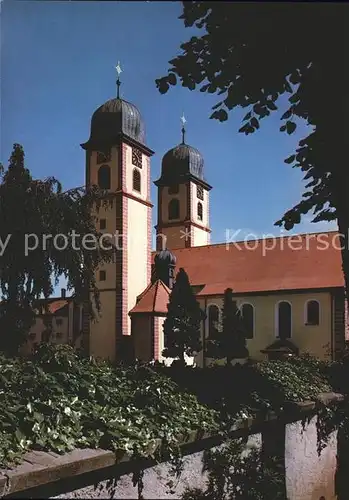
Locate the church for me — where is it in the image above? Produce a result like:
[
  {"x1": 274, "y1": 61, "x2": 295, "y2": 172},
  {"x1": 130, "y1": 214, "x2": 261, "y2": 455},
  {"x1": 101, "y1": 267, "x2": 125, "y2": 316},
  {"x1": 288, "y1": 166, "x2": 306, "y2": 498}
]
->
[{"x1": 25, "y1": 73, "x2": 347, "y2": 364}]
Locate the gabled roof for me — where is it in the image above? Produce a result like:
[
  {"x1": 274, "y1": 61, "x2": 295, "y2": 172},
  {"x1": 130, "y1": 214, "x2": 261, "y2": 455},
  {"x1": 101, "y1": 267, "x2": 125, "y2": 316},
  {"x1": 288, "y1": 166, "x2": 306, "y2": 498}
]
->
[
  {"x1": 261, "y1": 339, "x2": 299, "y2": 354},
  {"x1": 33, "y1": 297, "x2": 72, "y2": 316},
  {"x1": 152, "y1": 231, "x2": 343, "y2": 295},
  {"x1": 48, "y1": 300, "x2": 69, "y2": 315},
  {"x1": 129, "y1": 280, "x2": 170, "y2": 315}
]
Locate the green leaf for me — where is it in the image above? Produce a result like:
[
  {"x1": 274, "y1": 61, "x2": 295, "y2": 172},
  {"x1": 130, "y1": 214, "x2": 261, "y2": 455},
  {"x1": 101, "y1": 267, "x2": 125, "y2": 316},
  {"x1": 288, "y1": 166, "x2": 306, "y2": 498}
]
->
[
  {"x1": 167, "y1": 73, "x2": 177, "y2": 86},
  {"x1": 284, "y1": 155, "x2": 296, "y2": 164},
  {"x1": 285, "y1": 121, "x2": 297, "y2": 134},
  {"x1": 266, "y1": 101, "x2": 277, "y2": 111},
  {"x1": 210, "y1": 109, "x2": 228, "y2": 122},
  {"x1": 251, "y1": 117, "x2": 259, "y2": 129},
  {"x1": 289, "y1": 71, "x2": 301, "y2": 85},
  {"x1": 281, "y1": 108, "x2": 293, "y2": 120},
  {"x1": 155, "y1": 78, "x2": 169, "y2": 94}
]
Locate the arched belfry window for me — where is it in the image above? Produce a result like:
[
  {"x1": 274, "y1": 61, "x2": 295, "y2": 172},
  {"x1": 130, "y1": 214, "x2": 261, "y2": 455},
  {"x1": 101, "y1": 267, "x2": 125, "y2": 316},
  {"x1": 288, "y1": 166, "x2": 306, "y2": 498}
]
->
[
  {"x1": 305, "y1": 300, "x2": 320, "y2": 325},
  {"x1": 98, "y1": 165, "x2": 111, "y2": 190},
  {"x1": 133, "y1": 168, "x2": 141, "y2": 193},
  {"x1": 276, "y1": 301, "x2": 292, "y2": 339},
  {"x1": 208, "y1": 305, "x2": 220, "y2": 338},
  {"x1": 241, "y1": 303, "x2": 254, "y2": 339},
  {"x1": 197, "y1": 202, "x2": 203, "y2": 221},
  {"x1": 168, "y1": 198, "x2": 180, "y2": 220}
]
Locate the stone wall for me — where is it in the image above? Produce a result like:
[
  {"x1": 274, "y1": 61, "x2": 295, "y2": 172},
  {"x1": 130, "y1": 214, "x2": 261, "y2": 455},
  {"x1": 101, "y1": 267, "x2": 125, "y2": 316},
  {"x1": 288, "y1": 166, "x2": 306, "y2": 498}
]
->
[{"x1": 0, "y1": 396, "x2": 343, "y2": 500}]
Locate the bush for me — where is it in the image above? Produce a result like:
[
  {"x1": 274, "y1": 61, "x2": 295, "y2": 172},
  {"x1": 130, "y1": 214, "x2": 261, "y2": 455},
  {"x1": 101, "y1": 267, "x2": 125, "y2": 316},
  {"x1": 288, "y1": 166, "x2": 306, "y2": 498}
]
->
[{"x1": 0, "y1": 345, "x2": 335, "y2": 468}]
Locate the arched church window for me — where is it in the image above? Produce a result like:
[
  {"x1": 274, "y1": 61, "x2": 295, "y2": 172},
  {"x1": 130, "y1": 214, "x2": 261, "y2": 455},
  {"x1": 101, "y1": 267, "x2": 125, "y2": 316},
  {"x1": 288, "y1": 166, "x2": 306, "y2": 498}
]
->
[
  {"x1": 197, "y1": 202, "x2": 203, "y2": 221},
  {"x1": 197, "y1": 185, "x2": 204, "y2": 200},
  {"x1": 276, "y1": 301, "x2": 292, "y2": 339},
  {"x1": 168, "y1": 184, "x2": 179, "y2": 195},
  {"x1": 305, "y1": 300, "x2": 320, "y2": 325},
  {"x1": 133, "y1": 168, "x2": 141, "y2": 193},
  {"x1": 208, "y1": 305, "x2": 220, "y2": 338},
  {"x1": 168, "y1": 198, "x2": 180, "y2": 220},
  {"x1": 241, "y1": 303, "x2": 254, "y2": 339},
  {"x1": 98, "y1": 165, "x2": 111, "y2": 190}
]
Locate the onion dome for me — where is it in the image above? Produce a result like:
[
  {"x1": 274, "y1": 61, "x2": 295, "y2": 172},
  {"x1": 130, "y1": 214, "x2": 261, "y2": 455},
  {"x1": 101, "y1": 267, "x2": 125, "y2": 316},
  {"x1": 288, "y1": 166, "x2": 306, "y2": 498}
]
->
[
  {"x1": 154, "y1": 114, "x2": 211, "y2": 189},
  {"x1": 81, "y1": 98, "x2": 146, "y2": 150},
  {"x1": 161, "y1": 144, "x2": 205, "y2": 183},
  {"x1": 81, "y1": 63, "x2": 148, "y2": 150},
  {"x1": 153, "y1": 249, "x2": 176, "y2": 289},
  {"x1": 154, "y1": 249, "x2": 177, "y2": 267}
]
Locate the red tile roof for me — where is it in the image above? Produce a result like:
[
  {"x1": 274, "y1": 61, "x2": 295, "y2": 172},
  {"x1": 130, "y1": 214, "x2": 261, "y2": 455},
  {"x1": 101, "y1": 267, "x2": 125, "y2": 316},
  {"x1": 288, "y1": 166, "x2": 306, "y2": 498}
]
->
[
  {"x1": 48, "y1": 300, "x2": 68, "y2": 315},
  {"x1": 152, "y1": 231, "x2": 343, "y2": 296},
  {"x1": 129, "y1": 280, "x2": 170, "y2": 315}
]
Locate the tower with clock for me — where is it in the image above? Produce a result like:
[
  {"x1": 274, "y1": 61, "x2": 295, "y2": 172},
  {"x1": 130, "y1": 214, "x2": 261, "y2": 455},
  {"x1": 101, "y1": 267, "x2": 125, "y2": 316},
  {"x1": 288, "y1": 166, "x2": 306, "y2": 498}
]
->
[
  {"x1": 80, "y1": 64, "x2": 153, "y2": 361},
  {"x1": 154, "y1": 114, "x2": 212, "y2": 250}
]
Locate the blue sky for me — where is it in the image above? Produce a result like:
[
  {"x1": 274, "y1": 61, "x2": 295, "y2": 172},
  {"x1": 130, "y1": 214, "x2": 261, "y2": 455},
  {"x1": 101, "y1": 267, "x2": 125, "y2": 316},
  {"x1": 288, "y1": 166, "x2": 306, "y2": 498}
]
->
[{"x1": 1, "y1": 1, "x2": 336, "y2": 289}]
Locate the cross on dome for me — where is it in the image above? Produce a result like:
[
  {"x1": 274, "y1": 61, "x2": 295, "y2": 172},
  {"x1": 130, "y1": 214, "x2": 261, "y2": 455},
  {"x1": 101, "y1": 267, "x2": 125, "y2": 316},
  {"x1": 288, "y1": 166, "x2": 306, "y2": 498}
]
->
[
  {"x1": 115, "y1": 61, "x2": 122, "y2": 98},
  {"x1": 180, "y1": 113, "x2": 187, "y2": 144}
]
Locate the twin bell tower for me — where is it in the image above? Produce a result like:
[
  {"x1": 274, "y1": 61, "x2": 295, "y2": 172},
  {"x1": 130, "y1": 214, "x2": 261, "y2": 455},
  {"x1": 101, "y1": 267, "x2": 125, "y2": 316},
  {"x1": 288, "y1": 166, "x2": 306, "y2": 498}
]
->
[{"x1": 80, "y1": 64, "x2": 211, "y2": 361}]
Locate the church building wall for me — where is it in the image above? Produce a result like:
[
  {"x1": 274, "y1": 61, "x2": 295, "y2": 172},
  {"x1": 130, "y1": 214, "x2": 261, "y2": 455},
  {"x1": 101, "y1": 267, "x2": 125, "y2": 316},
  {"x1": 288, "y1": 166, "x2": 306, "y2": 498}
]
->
[
  {"x1": 199, "y1": 290, "x2": 333, "y2": 364},
  {"x1": 124, "y1": 144, "x2": 151, "y2": 336},
  {"x1": 89, "y1": 291, "x2": 117, "y2": 360},
  {"x1": 191, "y1": 226, "x2": 210, "y2": 247},
  {"x1": 126, "y1": 197, "x2": 150, "y2": 334},
  {"x1": 132, "y1": 315, "x2": 153, "y2": 361}
]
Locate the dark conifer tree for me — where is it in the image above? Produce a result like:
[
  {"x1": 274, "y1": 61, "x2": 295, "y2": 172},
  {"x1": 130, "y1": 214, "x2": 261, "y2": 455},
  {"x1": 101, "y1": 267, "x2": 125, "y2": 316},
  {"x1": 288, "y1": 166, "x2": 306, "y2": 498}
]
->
[
  {"x1": 206, "y1": 288, "x2": 248, "y2": 365},
  {"x1": 162, "y1": 268, "x2": 204, "y2": 365}
]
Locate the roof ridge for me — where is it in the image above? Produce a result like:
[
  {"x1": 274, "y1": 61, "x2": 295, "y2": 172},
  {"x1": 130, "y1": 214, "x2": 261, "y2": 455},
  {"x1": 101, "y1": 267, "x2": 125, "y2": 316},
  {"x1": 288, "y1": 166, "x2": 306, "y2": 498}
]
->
[
  {"x1": 150, "y1": 229, "x2": 339, "y2": 253},
  {"x1": 158, "y1": 279, "x2": 171, "y2": 293},
  {"x1": 152, "y1": 280, "x2": 159, "y2": 312}
]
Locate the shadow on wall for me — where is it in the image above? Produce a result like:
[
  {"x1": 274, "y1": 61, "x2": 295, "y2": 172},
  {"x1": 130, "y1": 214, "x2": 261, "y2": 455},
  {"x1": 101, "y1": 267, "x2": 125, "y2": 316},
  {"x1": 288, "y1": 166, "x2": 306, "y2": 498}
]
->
[{"x1": 335, "y1": 423, "x2": 349, "y2": 500}]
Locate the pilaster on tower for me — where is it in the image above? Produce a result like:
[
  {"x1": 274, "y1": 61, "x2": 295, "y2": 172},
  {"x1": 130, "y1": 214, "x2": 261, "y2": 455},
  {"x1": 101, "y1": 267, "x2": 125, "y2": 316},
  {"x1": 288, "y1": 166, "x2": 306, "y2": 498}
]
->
[
  {"x1": 80, "y1": 66, "x2": 154, "y2": 361},
  {"x1": 154, "y1": 115, "x2": 212, "y2": 250}
]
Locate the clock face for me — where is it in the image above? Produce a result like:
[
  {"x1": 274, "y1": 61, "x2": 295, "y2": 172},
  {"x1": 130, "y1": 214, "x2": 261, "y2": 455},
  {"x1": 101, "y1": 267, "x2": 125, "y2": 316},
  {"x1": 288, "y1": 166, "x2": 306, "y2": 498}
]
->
[
  {"x1": 197, "y1": 185, "x2": 204, "y2": 200},
  {"x1": 96, "y1": 149, "x2": 111, "y2": 164},
  {"x1": 132, "y1": 147, "x2": 142, "y2": 168}
]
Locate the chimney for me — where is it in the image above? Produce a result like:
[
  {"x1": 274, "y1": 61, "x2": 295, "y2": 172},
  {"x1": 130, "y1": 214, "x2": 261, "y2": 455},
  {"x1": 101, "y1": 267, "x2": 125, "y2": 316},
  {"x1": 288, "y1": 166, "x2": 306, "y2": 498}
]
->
[{"x1": 61, "y1": 288, "x2": 66, "y2": 298}]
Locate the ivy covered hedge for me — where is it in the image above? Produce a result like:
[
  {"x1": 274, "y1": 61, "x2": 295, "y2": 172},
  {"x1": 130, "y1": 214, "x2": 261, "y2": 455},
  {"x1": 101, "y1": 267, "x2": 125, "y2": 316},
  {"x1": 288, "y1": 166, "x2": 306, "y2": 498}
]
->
[{"x1": 0, "y1": 344, "x2": 342, "y2": 469}]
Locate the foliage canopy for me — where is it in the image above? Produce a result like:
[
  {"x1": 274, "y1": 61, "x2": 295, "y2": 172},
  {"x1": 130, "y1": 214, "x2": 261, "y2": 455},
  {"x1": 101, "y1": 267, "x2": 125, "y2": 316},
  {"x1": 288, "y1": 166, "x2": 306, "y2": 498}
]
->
[
  {"x1": 156, "y1": 2, "x2": 349, "y2": 301},
  {"x1": 162, "y1": 268, "x2": 204, "y2": 364},
  {"x1": 0, "y1": 144, "x2": 114, "y2": 355}
]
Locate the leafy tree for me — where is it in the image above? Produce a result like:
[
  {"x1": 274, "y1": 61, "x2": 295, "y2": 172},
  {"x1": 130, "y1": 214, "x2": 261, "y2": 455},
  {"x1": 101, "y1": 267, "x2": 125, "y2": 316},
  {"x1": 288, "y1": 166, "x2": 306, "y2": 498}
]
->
[
  {"x1": 156, "y1": 2, "x2": 349, "y2": 306},
  {"x1": 162, "y1": 267, "x2": 204, "y2": 365},
  {"x1": 206, "y1": 288, "x2": 248, "y2": 365},
  {"x1": 0, "y1": 144, "x2": 114, "y2": 356}
]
